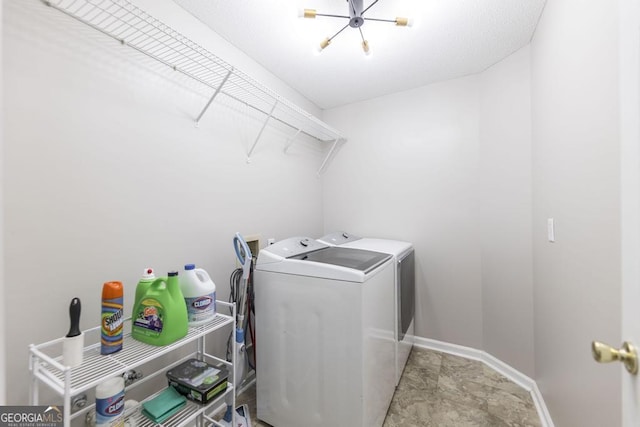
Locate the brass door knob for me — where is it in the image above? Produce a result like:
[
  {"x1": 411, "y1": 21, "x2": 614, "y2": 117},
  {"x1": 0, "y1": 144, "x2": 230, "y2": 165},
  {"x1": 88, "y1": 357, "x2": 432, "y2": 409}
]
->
[{"x1": 592, "y1": 341, "x2": 638, "y2": 374}]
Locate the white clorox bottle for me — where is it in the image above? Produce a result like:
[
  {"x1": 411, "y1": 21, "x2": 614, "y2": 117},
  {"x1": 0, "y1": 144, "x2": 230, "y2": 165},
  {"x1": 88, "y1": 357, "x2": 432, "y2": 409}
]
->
[{"x1": 180, "y1": 264, "x2": 217, "y2": 326}]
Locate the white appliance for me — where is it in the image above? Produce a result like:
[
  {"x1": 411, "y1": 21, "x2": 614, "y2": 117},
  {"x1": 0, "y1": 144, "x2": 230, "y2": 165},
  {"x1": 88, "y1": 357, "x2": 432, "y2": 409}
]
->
[
  {"x1": 318, "y1": 232, "x2": 415, "y2": 385},
  {"x1": 254, "y1": 237, "x2": 396, "y2": 427}
]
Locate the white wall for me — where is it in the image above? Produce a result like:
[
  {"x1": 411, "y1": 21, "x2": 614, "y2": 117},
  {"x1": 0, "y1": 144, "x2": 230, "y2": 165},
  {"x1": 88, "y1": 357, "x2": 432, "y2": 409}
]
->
[
  {"x1": 531, "y1": 0, "x2": 622, "y2": 425},
  {"x1": 322, "y1": 50, "x2": 536, "y2": 377},
  {"x1": 3, "y1": 0, "x2": 326, "y2": 405},
  {"x1": 322, "y1": 76, "x2": 485, "y2": 349},
  {"x1": 479, "y1": 46, "x2": 534, "y2": 377}
]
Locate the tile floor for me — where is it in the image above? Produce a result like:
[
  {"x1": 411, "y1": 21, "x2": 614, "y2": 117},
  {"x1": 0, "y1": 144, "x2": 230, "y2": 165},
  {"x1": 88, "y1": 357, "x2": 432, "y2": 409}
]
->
[{"x1": 230, "y1": 347, "x2": 542, "y2": 427}]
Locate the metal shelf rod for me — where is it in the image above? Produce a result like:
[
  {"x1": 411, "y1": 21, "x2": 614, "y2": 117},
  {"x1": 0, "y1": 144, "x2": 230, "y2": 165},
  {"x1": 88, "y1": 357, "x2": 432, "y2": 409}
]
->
[
  {"x1": 219, "y1": 90, "x2": 335, "y2": 142},
  {"x1": 318, "y1": 137, "x2": 342, "y2": 175},
  {"x1": 196, "y1": 69, "x2": 233, "y2": 125},
  {"x1": 284, "y1": 129, "x2": 302, "y2": 153},
  {"x1": 247, "y1": 101, "x2": 278, "y2": 162}
]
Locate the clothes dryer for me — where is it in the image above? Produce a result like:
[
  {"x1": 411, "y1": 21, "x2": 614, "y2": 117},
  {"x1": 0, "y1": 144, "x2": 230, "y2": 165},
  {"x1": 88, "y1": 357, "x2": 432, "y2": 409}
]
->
[
  {"x1": 318, "y1": 232, "x2": 415, "y2": 385},
  {"x1": 254, "y1": 237, "x2": 395, "y2": 427}
]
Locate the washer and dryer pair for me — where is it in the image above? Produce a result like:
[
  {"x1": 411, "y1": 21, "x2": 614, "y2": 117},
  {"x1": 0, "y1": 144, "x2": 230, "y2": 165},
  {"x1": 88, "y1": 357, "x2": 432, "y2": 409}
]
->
[{"x1": 254, "y1": 233, "x2": 415, "y2": 427}]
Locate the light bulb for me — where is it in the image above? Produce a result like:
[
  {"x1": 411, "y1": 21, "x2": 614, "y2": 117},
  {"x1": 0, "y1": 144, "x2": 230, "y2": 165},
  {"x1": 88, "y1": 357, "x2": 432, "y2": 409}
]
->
[
  {"x1": 395, "y1": 17, "x2": 412, "y2": 27},
  {"x1": 317, "y1": 37, "x2": 330, "y2": 53},
  {"x1": 300, "y1": 8, "x2": 317, "y2": 18},
  {"x1": 362, "y1": 40, "x2": 371, "y2": 56}
]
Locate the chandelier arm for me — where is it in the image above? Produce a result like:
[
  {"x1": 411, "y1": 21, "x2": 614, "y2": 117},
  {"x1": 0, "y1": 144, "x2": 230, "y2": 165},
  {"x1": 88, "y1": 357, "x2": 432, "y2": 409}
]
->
[
  {"x1": 358, "y1": 27, "x2": 366, "y2": 43},
  {"x1": 363, "y1": 17, "x2": 397, "y2": 23},
  {"x1": 362, "y1": 0, "x2": 380, "y2": 15},
  {"x1": 329, "y1": 23, "x2": 351, "y2": 41},
  {"x1": 315, "y1": 13, "x2": 350, "y2": 19}
]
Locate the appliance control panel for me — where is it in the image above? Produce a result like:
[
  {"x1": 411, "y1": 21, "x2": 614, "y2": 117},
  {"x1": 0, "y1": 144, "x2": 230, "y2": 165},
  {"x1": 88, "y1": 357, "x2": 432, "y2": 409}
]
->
[
  {"x1": 318, "y1": 231, "x2": 362, "y2": 245},
  {"x1": 258, "y1": 236, "x2": 329, "y2": 264},
  {"x1": 259, "y1": 236, "x2": 327, "y2": 261}
]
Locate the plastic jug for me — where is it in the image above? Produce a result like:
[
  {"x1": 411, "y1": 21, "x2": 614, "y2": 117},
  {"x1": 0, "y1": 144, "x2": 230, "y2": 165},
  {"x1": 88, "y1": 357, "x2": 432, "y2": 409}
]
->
[
  {"x1": 131, "y1": 271, "x2": 188, "y2": 346},
  {"x1": 181, "y1": 264, "x2": 216, "y2": 326}
]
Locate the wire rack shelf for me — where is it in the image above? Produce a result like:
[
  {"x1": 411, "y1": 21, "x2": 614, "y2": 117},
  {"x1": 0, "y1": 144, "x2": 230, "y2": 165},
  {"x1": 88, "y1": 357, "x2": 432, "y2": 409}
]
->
[
  {"x1": 29, "y1": 302, "x2": 237, "y2": 427},
  {"x1": 42, "y1": 0, "x2": 345, "y2": 174}
]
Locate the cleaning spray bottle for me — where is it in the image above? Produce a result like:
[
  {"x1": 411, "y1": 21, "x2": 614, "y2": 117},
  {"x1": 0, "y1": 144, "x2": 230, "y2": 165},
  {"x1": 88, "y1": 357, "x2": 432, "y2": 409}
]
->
[
  {"x1": 131, "y1": 271, "x2": 188, "y2": 346},
  {"x1": 101, "y1": 281, "x2": 124, "y2": 355}
]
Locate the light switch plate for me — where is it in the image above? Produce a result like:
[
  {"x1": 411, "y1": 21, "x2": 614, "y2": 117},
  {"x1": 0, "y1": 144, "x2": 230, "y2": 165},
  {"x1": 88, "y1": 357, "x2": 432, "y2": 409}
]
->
[{"x1": 547, "y1": 218, "x2": 555, "y2": 243}]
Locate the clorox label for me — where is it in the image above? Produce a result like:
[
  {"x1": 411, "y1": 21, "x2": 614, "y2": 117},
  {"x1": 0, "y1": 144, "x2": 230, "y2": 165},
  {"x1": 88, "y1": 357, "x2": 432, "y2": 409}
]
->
[
  {"x1": 192, "y1": 296, "x2": 212, "y2": 309},
  {"x1": 105, "y1": 397, "x2": 124, "y2": 415},
  {"x1": 96, "y1": 390, "x2": 124, "y2": 427},
  {"x1": 185, "y1": 292, "x2": 216, "y2": 323}
]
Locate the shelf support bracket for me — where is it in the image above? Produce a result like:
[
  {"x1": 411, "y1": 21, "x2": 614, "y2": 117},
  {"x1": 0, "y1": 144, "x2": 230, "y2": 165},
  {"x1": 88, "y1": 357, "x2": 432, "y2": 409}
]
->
[
  {"x1": 284, "y1": 128, "x2": 302, "y2": 153},
  {"x1": 195, "y1": 69, "x2": 233, "y2": 127},
  {"x1": 247, "y1": 101, "x2": 278, "y2": 163},
  {"x1": 317, "y1": 137, "x2": 342, "y2": 176}
]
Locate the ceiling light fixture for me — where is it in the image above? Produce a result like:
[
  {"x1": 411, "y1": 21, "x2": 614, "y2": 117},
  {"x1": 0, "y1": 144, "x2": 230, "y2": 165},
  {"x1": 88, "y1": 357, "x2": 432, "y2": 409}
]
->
[{"x1": 301, "y1": 0, "x2": 411, "y2": 56}]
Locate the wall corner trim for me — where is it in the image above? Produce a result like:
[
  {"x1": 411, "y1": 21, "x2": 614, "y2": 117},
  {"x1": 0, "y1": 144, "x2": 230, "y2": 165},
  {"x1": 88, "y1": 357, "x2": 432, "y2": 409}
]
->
[{"x1": 414, "y1": 336, "x2": 554, "y2": 427}]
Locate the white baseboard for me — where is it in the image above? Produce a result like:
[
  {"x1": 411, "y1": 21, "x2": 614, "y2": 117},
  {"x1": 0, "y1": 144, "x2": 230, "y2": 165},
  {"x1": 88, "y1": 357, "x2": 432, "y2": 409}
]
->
[
  {"x1": 530, "y1": 381, "x2": 554, "y2": 427},
  {"x1": 413, "y1": 336, "x2": 554, "y2": 427}
]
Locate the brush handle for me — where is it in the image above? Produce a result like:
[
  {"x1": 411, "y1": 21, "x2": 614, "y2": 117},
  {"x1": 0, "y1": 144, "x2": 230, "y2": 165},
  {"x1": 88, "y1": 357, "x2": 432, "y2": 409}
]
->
[{"x1": 67, "y1": 297, "x2": 82, "y2": 337}]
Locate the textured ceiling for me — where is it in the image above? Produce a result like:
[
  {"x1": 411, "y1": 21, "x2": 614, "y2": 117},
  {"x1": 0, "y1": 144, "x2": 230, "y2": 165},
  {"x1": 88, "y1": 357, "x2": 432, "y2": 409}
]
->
[{"x1": 174, "y1": 0, "x2": 546, "y2": 109}]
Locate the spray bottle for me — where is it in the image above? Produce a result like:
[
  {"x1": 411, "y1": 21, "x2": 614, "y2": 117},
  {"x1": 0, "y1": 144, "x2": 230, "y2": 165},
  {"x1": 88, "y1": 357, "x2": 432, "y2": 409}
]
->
[{"x1": 101, "y1": 281, "x2": 124, "y2": 355}]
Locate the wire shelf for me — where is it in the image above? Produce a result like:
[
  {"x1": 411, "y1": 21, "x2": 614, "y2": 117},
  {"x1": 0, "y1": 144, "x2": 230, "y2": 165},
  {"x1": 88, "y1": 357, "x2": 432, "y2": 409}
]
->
[
  {"x1": 30, "y1": 300, "x2": 237, "y2": 427},
  {"x1": 127, "y1": 380, "x2": 233, "y2": 427},
  {"x1": 42, "y1": 0, "x2": 345, "y2": 172},
  {"x1": 29, "y1": 312, "x2": 234, "y2": 396}
]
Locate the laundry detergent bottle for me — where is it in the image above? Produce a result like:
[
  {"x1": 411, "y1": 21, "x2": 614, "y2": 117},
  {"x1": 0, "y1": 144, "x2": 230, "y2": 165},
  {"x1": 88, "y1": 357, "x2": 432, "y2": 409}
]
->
[
  {"x1": 133, "y1": 267, "x2": 156, "y2": 316},
  {"x1": 131, "y1": 271, "x2": 188, "y2": 346},
  {"x1": 180, "y1": 264, "x2": 216, "y2": 326}
]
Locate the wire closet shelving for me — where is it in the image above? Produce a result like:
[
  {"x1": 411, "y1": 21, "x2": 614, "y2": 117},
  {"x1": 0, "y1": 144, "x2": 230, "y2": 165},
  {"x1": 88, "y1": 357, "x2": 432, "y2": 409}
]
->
[{"x1": 42, "y1": 0, "x2": 346, "y2": 175}]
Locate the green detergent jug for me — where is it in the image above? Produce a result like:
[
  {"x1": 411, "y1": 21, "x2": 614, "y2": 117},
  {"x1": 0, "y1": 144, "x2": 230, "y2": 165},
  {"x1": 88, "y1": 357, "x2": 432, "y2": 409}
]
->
[
  {"x1": 133, "y1": 267, "x2": 157, "y2": 316},
  {"x1": 131, "y1": 271, "x2": 188, "y2": 346}
]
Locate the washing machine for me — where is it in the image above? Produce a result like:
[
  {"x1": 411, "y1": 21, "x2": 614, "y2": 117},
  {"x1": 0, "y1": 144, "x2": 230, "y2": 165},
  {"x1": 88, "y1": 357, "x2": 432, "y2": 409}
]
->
[
  {"x1": 318, "y1": 231, "x2": 415, "y2": 385},
  {"x1": 254, "y1": 237, "x2": 396, "y2": 427}
]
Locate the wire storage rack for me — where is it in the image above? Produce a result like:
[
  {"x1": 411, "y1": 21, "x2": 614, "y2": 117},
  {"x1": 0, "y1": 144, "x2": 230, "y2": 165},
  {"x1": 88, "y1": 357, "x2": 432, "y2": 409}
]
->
[
  {"x1": 41, "y1": 0, "x2": 346, "y2": 174},
  {"x1": 29, "y1": 301, "x2": 237, "y2": 427}
]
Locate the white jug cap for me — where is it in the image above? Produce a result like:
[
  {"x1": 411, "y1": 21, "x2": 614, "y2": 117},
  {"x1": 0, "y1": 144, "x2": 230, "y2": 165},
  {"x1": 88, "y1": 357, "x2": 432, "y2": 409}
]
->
[{"x1": 141, "y1": 268, "x2": 155, "y2": 280}]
